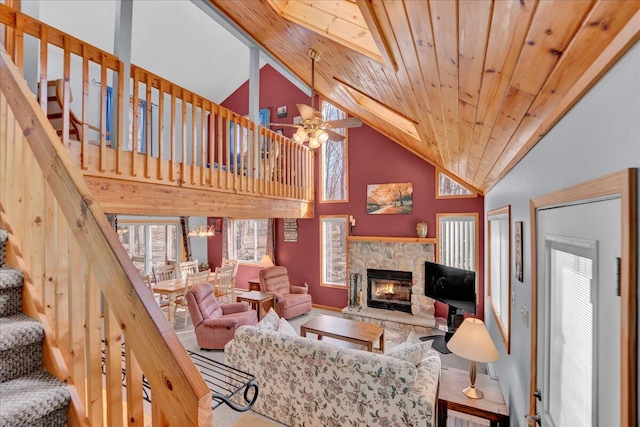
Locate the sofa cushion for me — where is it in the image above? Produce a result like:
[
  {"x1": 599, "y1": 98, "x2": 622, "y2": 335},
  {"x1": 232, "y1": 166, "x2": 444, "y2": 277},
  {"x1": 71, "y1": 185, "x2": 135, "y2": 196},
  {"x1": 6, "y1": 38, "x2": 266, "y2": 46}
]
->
[
  {"x1": 277, "y1": 318, "x2": 298, "y2": 336},
  {"x1": 255, "y1": 308, "x2": 279, "y2": 331},
  {"x1": 278, "y1": 292, "x2": 312, "y2": 310},
  {"x1": 334, "y1": 347, "x2": 417, "y2": 387},
  {"x1": 260, "y1": 266, "x2": 291, "y2": 295},
  {"x1": 386, "y1": 341, "x2": 433, "y2": 366}
]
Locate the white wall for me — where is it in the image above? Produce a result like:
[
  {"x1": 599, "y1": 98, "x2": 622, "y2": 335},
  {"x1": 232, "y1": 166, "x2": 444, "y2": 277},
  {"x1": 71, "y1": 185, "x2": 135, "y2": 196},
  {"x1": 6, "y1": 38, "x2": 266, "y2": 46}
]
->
[{"x1": 484, "y1": 41, "x2": 640, "y2": 425}]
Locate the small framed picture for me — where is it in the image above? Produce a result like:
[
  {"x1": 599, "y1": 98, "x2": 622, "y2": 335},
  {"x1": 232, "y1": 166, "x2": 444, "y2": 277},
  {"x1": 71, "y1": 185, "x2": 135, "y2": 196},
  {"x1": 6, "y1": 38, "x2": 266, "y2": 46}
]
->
[
  {"x1": 275, "y1": 129, "x2": 284, "y2": 135},
  {"x1": 277, "y1": 106, "x2": 287, "y2": 118},
  {"x1": 515, "y1": 220, "x2": 523, "y2": 282}
]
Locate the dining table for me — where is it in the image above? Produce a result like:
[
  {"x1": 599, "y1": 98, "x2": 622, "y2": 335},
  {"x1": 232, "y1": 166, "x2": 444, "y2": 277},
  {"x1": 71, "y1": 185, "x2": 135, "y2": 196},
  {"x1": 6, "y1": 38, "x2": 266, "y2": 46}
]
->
[{"x1": 153, "y1": 272, "x2": 224, "y2": 326}]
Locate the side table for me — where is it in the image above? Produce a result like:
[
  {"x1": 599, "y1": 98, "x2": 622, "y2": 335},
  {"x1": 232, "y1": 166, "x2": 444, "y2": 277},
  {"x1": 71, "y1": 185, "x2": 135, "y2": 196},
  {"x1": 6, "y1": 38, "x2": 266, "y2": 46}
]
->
[
  {"x1": 236, "y1": 291, "x2": 274, "y2": 321},
  {"x1": 437, "y1": 367, "x2": 509, "y2": 427},
  {"x1": 247, "y1": 278, "x2": 261, "y2": 292}
]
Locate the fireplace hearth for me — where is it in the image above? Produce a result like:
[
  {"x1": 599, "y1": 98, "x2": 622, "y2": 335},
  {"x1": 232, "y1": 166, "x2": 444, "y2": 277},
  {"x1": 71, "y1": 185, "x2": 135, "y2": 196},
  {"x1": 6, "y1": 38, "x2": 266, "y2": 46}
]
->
[{"x1": 367, "y1": 269, "x2": 412, "y2": 314}]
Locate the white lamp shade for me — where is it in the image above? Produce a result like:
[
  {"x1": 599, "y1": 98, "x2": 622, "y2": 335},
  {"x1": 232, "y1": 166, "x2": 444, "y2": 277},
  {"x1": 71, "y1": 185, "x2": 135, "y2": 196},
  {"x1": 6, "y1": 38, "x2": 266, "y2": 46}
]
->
[
  {"x1": 316, "y1": 129, "x2": 329, "y2": 143},
  {"x1": 447, "y1": 318, "x2": 500, "y2": 363},
  {"x1": 308, "y1": 137, "x2": 320, "y2": 149},
  {"x1": 259, "y1": 254, "x2": 274, "y2": 267},
  {"x1": 293, "y1": 127, "x2": 307, "y2": 143}
]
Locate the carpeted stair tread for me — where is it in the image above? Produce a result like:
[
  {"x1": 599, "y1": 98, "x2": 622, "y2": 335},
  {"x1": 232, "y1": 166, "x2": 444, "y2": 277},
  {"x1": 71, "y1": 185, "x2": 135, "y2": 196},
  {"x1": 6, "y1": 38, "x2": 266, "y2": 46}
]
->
[
  {"x1": 0, "y1": 314, "x2": 43, "y2": 352},
  {"x1": 0, "y1": 267, "x2": 24, "y2": 290},
  {"x1": 0, "y1": 369, "x2": 70, "y2": 426}
]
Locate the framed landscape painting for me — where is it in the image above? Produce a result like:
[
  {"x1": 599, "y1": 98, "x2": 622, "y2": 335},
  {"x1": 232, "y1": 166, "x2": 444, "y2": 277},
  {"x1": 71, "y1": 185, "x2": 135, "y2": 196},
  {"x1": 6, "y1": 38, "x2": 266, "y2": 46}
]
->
[{"x1": 366, "y1": 182, "x2": 413, "y2": 214}]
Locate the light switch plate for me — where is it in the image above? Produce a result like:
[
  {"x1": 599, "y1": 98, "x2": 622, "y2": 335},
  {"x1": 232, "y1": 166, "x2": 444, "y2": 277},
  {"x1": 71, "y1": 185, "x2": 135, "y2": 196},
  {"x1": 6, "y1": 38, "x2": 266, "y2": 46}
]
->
[{"x1": 520, "y1": 305, "x2": 529, "y2": 327}]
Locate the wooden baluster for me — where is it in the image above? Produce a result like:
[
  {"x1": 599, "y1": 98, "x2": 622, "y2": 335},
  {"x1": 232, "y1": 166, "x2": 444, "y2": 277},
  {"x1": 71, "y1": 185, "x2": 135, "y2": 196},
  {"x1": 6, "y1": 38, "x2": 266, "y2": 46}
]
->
[
  {"x1": 208, "y1": 104, "x2": 215, "y2": 188},
  {"x1": 55, "y1": 217, "x2": 70, "y2": 365},
  {"x1": 145, "y1": 72, "x2": 152, "y2": 179},
  {"x1": 62, "y1": 36, "x2": 71, "y2": 148},
  {"x1": 125, "y1": 345, "x2": 144, "y2": 427},
  {"x1": 85, "y1": 269, "x2": 104, "y2": 426},
  {"x1": 181, "y1": 88, "x2": 187, "y2": 185},
  {"x1": 158, "y1": 80, "x2": 165, "y2": 181},
  {"x1": 43, "y1": 190, "x2": 56, "y2": 328},
  {"x1": 217, "y1": 107, "x2": 223, "y2": 190},
  {"x1": 38, "y1": 27, "x2": 48, "y2": 113},
  {"x1": 14, "y1": 14, "x2": 23, "y2": 72},
  {"x1": 69, "y1": 244, "x2": 86, "y2": 406},
  {"x1": 239, "y1": 119, "x2": 245, "y2": 192},
  {"x1": 151, "y1": 392, "x2": 169, "y2": 427},
  {"x1": 115, "y1": 61, "x2": 124, "y2": 175},
  {"x1": 99, "y1": 55, "x2": 108, "y2": 173},
  {"x1": 190, "y1": 93, "x2": 196, "y2": 185},
  {"x1": 170, "y1": 85, "x2": 176, "y2": 183},
  {"x1": 200, "y1": 101, "x2": 207, "y2": 187},
  {"x1": 105, "y1": 304, "x2": 124, "y2": 427},
  {"x1": 81, "y1": 49, "x2": 89, "y2": 171},
  {"x1": 131, "y1": 73, "x2": 140, "y2": 177}
]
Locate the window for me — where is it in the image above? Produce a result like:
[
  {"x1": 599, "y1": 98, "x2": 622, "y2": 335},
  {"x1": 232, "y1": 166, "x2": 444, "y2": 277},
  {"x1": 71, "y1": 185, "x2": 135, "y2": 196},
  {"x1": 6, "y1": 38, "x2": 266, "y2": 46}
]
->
[
  {"x1": 436, "y1": 168, "x2": 476, "y2": 199},
  {"x1": 487, "y1": 206, "x2": 511, "y2": 353},
  {"x1": 320, "y1": 215, "x2": 348, "y2": 287},
  {"x1": 320, "y1": 100, "x2": 348, "y2": 203},
  {"x1": 232, "y1": 219, "x2": 268, "y2": 263},
  {"x1": 436, "y1": 213, "x2": 478, "y2": 272},
  {"x1": 117, "y1": 222, "x2": 179, "y2": 277}
]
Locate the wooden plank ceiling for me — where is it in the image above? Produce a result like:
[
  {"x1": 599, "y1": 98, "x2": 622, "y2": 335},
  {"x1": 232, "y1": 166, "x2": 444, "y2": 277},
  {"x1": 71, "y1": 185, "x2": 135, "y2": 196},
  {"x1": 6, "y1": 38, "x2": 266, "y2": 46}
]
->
[{"x1": 209, "y1": 0, "x2": 640, "y2": 193}]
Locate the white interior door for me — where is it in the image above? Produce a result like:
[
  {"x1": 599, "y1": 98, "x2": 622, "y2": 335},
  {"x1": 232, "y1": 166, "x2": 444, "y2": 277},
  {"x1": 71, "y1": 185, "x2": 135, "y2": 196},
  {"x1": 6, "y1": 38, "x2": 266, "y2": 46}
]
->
[{"x1": 535, "y1": 197, "x2": 620, "y2": 426}]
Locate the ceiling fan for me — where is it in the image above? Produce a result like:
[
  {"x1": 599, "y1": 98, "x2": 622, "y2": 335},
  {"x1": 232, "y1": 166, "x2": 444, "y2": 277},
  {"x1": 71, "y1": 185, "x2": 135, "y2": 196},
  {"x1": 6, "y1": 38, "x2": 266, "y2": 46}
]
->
[{"x1": 270, "y1": 48, "x2": 362, "y2": 148}]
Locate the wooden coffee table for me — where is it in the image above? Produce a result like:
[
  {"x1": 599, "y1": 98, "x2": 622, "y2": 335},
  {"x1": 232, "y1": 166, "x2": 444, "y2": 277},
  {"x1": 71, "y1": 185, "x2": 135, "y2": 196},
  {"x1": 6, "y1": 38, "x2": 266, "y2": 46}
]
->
[
  {"x1": 236, "y1": 291, "x2": 275, "y2": 321},
  {"x1": 300, "y1": 315, "x2": 384, "y2": 353}
]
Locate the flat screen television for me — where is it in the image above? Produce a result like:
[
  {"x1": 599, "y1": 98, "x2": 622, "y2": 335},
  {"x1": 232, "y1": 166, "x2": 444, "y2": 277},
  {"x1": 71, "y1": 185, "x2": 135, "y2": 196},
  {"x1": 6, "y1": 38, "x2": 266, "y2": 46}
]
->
[
  {"x1": 424, "y1": 261, "x2": 477, "y2": 315},
  {"x1": 421, "y1": 261, "x2": 477, "y2": 353}
]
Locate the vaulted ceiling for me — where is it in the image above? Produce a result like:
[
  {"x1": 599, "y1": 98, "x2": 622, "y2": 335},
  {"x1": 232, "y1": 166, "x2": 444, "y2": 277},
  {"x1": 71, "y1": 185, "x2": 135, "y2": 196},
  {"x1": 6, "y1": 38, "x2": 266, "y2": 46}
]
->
[{"x1": 209, "y1": 0, "x2": 640, "y2": 193}]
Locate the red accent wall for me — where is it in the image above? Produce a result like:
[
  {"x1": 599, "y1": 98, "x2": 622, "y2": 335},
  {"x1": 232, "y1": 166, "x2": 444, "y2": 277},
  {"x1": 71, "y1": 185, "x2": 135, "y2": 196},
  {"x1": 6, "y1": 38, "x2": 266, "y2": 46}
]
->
[{"x1": 210, "y1": 65, "x2": 485, "y2": 319}]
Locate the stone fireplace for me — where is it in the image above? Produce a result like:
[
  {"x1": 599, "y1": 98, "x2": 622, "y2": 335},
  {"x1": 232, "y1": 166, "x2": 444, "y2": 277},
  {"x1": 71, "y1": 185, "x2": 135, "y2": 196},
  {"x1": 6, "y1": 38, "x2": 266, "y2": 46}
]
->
[{"x1": 342, "y1": 236, "x2": 436, "y2": 333}]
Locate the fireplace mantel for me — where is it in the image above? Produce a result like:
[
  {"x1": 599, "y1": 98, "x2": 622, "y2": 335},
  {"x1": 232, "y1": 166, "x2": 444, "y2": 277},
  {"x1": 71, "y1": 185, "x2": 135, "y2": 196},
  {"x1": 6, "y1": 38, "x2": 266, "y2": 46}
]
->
[{"x1": 346, "y1": 236, "x2": 436, "y2": 244}]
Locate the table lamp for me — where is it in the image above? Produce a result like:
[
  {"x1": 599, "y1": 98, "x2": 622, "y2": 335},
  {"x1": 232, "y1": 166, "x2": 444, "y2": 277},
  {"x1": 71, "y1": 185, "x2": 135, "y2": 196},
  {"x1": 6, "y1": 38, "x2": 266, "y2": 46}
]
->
[
  {"x1": 446, "y1": 317, "x2": 499, "y2": 399},
  {"x1": 259, "y1": 255, "x2": 274, "y2": 268}
]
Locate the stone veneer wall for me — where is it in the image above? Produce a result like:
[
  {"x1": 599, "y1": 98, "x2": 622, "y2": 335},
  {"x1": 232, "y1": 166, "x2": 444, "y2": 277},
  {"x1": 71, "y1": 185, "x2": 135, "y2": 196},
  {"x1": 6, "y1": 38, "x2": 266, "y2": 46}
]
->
[{"x1": 345, "y1": 241, "x2": 436, "y2": 332}]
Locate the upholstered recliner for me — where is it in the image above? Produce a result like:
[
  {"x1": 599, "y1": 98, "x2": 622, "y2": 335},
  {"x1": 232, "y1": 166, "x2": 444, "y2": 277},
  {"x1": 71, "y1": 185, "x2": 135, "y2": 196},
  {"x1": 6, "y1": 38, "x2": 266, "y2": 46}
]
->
[
  {"x1": 186, "y1": 282, "x2": 258, "y2": 350},
  {"x1": 259, "y1": 266, "x2": 312, "y2": 319}
]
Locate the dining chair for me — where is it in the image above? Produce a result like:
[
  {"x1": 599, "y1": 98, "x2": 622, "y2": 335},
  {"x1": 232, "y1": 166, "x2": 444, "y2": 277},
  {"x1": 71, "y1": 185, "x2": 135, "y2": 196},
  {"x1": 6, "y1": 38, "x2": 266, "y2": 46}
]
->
[
  {"x1": 175, "y1": 269, "x2": 211, "y2": 327},
  {"x1": 144, "y1": 275, "x2": 169, "y2": 317},
  {"x1": 221, "y1": 258, "x2": 239, "y2": 287},
  {"x1": 178, "y1": 260, "x2": 199, "y2": 278},
  {"x1": 212, "y1": 265, "x2": 235, "y2": 304},
  {"x1": 153, "y1": 264, "x2": 175, "y2": 283}
]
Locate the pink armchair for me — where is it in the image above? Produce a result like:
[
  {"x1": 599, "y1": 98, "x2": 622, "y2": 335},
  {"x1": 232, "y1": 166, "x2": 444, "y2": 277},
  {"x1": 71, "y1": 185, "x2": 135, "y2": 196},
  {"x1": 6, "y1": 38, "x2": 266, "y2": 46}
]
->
[
  {"x1": 186, "y1": 282, "x2": 258, "y2": 350},
  {"x1": 259, "y1": 266, "x2": 312, "y2": 319}
]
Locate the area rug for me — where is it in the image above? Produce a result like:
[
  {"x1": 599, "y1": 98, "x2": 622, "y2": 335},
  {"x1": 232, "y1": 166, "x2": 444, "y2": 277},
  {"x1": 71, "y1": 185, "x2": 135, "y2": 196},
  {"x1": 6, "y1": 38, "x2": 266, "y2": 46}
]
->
[{"x1": 232, "y1": 413, "x2": 281, "y2": 427}]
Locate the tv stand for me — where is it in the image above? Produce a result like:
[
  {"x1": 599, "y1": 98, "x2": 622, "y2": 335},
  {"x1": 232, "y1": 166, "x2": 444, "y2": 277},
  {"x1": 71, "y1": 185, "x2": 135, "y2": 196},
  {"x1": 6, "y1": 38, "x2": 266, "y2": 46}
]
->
[{"x1": 420, "y1": 306, "x2": 463, "y2": 354}]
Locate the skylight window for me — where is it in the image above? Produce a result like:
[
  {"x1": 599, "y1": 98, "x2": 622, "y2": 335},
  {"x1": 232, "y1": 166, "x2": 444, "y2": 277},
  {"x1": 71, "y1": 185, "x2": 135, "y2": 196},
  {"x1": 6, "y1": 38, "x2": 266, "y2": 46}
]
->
[{"x1": 266, "y1": 0, "x2": 388, "y2": 64}]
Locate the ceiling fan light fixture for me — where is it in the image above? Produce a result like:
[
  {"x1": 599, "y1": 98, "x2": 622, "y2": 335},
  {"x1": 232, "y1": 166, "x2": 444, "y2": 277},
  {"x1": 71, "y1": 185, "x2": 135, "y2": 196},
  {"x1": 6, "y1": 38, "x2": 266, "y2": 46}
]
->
[
  {"x1": 309, "y1": 137, "x2": 321, "y2": 149},
  {"x1": 316, "y1": 130, "x2": 329, "y2": 144},
  {"x1": 293, "y1": 127, "x2": 307, "y2": 143}
]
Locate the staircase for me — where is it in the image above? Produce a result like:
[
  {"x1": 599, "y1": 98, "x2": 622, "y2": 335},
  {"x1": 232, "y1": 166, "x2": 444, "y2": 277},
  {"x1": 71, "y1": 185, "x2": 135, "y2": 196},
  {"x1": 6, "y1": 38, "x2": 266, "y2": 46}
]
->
[{"x1": 0, "y1": 230, "x2": 71, "y2": 426}]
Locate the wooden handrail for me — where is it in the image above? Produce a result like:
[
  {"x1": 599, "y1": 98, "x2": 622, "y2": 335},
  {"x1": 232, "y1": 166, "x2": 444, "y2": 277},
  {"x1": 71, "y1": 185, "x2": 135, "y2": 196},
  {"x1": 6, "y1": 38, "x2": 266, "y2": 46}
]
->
[{"x1": 1, "y1": 45, "x2": 212, "y2": 427}]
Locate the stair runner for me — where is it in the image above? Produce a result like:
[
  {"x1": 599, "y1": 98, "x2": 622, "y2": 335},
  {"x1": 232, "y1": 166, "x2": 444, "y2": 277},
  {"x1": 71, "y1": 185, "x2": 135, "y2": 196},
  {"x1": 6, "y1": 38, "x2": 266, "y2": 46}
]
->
[{"x1": 0, "y1": 230, "x2": 70, "y2": 426}]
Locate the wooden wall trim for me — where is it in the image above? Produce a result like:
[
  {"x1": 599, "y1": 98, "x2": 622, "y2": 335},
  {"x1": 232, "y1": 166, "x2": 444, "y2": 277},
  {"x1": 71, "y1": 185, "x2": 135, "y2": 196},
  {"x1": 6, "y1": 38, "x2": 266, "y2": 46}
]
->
[{"x1": 528, "y1": 168, "x2": 637, "y2": 426}]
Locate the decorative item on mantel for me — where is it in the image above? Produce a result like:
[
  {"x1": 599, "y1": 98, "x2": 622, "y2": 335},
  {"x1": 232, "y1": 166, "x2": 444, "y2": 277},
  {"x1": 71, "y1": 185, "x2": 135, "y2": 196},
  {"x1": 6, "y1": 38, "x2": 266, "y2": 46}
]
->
[
  {"x1": 416, "y1": 221, "x2": 428, "y2": 238},
  {"x1": 349, "y1": 215, "x2": 356, "y2": 235}
]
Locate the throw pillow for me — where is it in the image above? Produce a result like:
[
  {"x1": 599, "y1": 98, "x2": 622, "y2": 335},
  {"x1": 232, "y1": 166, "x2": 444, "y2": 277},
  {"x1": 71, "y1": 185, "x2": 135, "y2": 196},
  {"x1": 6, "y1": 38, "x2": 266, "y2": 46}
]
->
[
  {"x1": 277, "y1": 318, "x2": 298, "y2": 337},
  {"x1": 256, "y1": 308, "x2": 280, "y2": 331},
  {"x1": 386, "y1": 341, "x2": 433, "y2": 366}
]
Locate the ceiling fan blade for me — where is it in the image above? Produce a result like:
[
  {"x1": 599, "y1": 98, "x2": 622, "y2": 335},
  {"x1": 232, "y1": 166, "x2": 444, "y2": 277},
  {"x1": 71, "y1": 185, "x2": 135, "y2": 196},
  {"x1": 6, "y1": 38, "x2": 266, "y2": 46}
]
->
[
  {"x1": 324, "y1": 117, "x2": 363, "y2": 129},
  {"x1": 297, "y1": 103, "x2": 316, "y2": 121},
  {"x1": 266, "y1": 123, "x2": 300, "y2": 128},
  {"x1": 325, "y1": 129, "x2": 346, "y2": 142}
]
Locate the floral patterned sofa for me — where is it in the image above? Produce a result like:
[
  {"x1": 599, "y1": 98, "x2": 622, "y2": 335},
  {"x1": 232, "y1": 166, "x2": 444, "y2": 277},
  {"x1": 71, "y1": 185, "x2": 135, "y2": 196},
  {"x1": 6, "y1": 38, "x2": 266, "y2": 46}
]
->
[{"x1": 224, "y1": 325, "x2": 441, "y2": 427}]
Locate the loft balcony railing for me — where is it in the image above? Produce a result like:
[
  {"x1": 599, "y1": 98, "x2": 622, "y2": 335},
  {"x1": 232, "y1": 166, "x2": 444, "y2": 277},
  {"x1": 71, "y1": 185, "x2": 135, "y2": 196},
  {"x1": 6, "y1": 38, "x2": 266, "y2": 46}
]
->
[{"x1": 0, "y1": 4, "x2": 314, "y2": 205}]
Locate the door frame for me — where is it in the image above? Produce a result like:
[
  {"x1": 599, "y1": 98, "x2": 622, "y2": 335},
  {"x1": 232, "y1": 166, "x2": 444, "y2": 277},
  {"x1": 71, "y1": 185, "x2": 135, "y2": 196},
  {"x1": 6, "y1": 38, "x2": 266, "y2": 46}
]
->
[{"x1": 529, "y1": 168, "x2": 636, "y2": 426}]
